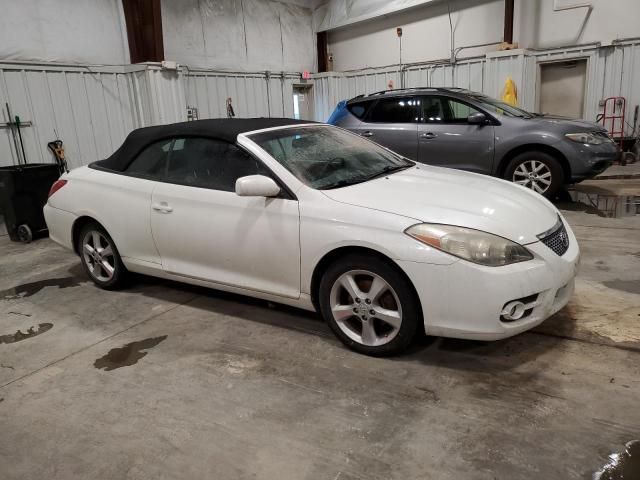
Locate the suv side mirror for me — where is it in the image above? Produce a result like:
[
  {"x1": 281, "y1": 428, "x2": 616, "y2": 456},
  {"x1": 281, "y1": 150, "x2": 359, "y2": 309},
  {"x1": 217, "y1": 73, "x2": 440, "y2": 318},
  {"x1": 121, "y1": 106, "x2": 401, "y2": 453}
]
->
[
  {"x1": 468, "y1": 112, "x2": 487, "y2": 125},
  {"x1": 235, "y1": 175, "x2": 281, "y2": 197}
]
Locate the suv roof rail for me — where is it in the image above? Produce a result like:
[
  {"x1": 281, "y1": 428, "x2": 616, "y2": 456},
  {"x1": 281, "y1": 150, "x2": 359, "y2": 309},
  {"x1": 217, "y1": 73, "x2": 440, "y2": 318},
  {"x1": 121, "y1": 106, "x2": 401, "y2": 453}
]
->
[
  {"x1": 347, "y1": 86, "x2": 480, "y2": 103},
  {"x1": 349, "y1": 87, "x2": 436, "y2": 101}
]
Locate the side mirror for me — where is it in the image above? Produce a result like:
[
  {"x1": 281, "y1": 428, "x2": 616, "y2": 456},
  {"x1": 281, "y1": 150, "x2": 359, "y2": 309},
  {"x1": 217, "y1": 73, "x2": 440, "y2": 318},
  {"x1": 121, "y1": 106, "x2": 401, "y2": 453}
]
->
[
  {"x1": 468, "y1": 112, "x2": 487, "y2": 125},
  {"x1": 235, "y1": 175, "x2": 281, "y2": 197}
]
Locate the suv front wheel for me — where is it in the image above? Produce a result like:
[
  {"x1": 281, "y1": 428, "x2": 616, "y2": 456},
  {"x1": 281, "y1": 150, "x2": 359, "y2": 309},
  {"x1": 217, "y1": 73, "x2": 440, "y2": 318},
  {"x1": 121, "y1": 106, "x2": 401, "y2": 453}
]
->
[{"x1": 504, "y1": 151, "x2": 564, "y2": 199}]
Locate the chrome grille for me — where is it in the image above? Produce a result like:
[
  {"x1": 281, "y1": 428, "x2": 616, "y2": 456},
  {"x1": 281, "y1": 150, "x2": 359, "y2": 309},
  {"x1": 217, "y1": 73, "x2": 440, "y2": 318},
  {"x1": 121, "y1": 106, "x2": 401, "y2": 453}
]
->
[{"x1": 538, "y1": 218, "x2": 570, "y2": 256}]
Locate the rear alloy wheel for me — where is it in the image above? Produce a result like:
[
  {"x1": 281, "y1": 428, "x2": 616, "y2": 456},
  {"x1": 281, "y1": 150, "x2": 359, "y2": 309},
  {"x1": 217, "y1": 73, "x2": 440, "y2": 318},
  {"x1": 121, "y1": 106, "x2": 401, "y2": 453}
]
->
[
  {"x1": 79, "y1": 223, "x2": 126, "y2": 289},
  {"x1": 17, "y1": 224, "x2": 33, "y2": 243},
  {"x1": 505, "y1": 151, "x2": 563, "y2": 199},
  {"x1": 318, "y1": 254, "x2": 420, "y2": 356}
]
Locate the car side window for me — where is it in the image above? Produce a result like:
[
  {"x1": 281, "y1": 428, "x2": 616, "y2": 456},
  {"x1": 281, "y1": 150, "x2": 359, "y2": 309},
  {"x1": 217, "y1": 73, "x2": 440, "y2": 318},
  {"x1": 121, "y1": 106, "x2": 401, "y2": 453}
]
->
[
  {"x1": 421, "y1": 97, "x2": 446, "y2": 123},
  {"x1": 125, "y1": 139, "x2": 173, "y2": 177},
  {"x1": 444, "y1": 98, "x2": 482, "y2": 124},
  {"x1": 166, "y1": 137, "x2": 270, "y2": 192},
  {"x1": 367, "y1": 97, "x2": 420, "y2": 123},
  {"x1": 421, "y1": 97, "x2": 483, "y2": 124},
  {"x1": 347, "y1": 101, "x2": 373, "y2": 119}
]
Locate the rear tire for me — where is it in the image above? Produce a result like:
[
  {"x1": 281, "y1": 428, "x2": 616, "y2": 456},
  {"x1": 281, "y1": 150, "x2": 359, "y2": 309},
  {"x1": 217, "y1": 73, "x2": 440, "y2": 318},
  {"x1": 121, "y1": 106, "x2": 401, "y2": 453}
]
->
[
  {"x1": 79, "y1": 222, "x2": 127, "y2": 290},
  {"x1": 504, "y1": 151, "x2": 564, "y2": 199},
  {"x1": 318, "y1": 253, "x2": 421, "y2": 356},
  {"x1": 17, "y1": 224, "x2": 32, "y2": 243}
]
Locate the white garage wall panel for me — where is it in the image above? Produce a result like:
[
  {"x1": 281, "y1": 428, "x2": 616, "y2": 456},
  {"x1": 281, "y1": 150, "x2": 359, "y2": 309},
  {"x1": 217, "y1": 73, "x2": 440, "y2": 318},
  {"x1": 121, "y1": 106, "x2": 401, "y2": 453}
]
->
[
  {"x1": 0, "y1": 0, "x2": 129, "y2": 65},
  {"x1": 0, "y1": 63, "x2": 143, "y2": 169},
  {"x1": 161, "y1": 0, "x2": 315, "y2": 72},
  {"x1": 0, "y1": 62, "x2": 305, "y2": 169},
  {"x1": 183, "y1": 71, "x2": 299, "y2": 119},
  {"x1": 619, "y1": 41, "x2": 640, "y2": 130},
  {"x1": 144, "y1": 68, "x2": 188, "y2": 125}
]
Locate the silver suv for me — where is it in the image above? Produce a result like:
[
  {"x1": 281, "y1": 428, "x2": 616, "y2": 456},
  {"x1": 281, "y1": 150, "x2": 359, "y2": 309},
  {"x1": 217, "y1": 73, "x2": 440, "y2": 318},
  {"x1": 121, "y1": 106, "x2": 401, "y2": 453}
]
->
[{"x1": 328, "y1": 87, "x2": 619, "y2": 198}]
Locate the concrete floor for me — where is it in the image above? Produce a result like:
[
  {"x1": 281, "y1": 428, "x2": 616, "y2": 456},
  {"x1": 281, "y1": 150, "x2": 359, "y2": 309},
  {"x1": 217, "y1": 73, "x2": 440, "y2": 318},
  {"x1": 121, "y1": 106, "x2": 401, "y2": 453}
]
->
[{"x1": 0, "y1": 207, "x2": 639, "y2": 480}]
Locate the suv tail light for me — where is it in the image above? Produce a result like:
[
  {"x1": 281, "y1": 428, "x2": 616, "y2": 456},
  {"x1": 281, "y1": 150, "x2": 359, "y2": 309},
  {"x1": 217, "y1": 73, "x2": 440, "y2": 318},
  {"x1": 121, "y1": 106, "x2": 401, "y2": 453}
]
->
[{"x1": 48, "y1": 179, "x2": 67, "y2": 199}]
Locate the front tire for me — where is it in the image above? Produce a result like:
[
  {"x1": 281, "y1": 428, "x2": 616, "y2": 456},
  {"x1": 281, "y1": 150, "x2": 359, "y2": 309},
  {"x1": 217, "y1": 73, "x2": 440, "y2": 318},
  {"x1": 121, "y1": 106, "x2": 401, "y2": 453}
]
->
[
  {"x1": 504, "y1": 151, "x2": 564, "y2": 199},
  {"x1": 79, "y1": 222, "x2": 127, "y2": 289},
  {"x1": 318, "y1": 254, "x2": 421, "y2": 356}
]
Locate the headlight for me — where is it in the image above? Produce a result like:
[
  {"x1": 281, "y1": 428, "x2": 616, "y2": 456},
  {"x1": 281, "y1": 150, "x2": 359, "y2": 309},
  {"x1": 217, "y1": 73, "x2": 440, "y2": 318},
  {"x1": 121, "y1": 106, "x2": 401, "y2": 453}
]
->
[
  {"x1": 405, "y1": 224, "x2": 533, "y2": 266},
  {"x1": 565, "y1": 132, "x2": 608, "y2": 145}
]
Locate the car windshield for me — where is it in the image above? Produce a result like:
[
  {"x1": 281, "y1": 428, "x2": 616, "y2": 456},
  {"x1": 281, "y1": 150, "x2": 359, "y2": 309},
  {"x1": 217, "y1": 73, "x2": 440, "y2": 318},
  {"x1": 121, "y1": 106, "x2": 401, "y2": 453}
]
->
[
  {"x1": 248, "y1": 125, "x2": 414, "y2": 190},
  {"x1": 468, "y1": 94, "x2": 534, "y2": 118}
]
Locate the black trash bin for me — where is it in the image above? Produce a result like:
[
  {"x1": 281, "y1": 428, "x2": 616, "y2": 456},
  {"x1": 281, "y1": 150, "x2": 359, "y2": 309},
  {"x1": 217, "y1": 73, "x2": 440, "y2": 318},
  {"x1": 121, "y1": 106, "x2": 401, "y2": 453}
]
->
[{"x1": 0, "y1": 164, "x2": 61, "y2": 243}]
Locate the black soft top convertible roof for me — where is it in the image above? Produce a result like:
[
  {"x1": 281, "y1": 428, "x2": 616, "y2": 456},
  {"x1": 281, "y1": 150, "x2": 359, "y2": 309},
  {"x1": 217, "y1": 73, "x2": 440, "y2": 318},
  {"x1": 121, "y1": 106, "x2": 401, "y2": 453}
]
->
[{"x1": 92, "y1": 117, "x2": 316, "y2": 172}]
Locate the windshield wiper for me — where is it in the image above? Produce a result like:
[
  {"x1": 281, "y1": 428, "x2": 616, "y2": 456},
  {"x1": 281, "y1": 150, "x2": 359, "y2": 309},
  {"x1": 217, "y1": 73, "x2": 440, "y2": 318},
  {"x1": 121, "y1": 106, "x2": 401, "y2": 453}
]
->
[
  {"x1": 362, "y1": 164, "x2": 412, "y2": 181},
  {"x1": 320, "y1": 164, "x2": 412, "y2": 190}
]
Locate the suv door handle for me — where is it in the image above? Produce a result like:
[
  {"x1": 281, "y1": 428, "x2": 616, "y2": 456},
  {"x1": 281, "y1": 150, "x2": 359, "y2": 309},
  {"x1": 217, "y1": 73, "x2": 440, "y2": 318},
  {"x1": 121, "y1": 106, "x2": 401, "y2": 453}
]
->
[
  {"x1": 152, "y1": 202, "x2": 173, "y2": 213},
  {"x1": 421, "y1": 132, "x2": 437, "y2": 139},
  {"x1": 361, "y1": 131, "x2": 374, "y2": 137}
]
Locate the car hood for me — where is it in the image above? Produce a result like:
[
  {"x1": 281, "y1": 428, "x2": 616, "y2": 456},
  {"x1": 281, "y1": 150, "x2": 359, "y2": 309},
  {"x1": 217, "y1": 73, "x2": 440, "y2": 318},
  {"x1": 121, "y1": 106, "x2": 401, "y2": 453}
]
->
[
  {"x1": 321, "y1": 166, "x2": 559, "y2": 244},
  {"x1": 528, "y1": 115, "x2": 605, "y2": 132}
]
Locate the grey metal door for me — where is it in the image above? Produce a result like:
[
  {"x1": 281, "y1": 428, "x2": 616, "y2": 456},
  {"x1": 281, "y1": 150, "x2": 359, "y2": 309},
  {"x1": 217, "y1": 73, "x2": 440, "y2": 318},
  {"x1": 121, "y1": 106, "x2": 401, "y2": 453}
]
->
[
  {"x1": 353, "y1": 96, "x2": 419, "y2": 160},
  {"x1": 417, "y1": 96, "x2": 495, "y2": 174}
]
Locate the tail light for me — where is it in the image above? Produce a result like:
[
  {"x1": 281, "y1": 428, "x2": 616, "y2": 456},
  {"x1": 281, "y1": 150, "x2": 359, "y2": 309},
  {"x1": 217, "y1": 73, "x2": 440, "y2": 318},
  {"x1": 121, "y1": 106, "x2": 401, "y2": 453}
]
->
[{"x1": 48, "y1": 179, "x2": 67, "y2": 199}]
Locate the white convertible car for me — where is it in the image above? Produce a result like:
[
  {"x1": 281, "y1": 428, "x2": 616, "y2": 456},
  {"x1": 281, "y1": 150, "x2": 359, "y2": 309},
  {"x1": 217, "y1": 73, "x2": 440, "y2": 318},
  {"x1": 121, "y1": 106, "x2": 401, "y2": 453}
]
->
[{"x1": 44, "y1": 118, "x2": 579, "y2": 355}]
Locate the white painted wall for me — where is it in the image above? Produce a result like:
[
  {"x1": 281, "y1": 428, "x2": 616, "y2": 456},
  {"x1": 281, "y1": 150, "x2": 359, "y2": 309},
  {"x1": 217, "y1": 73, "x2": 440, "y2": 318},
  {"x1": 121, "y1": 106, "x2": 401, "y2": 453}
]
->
[
  {"x1": 326, "y1": 0, "x2": 640, "y2": 71},
  {"x1": 313, "y1": 0, "x2": 441, "y2": 31},
  {"x1": 516, "y1": 0, "x2": 640, "y2": 49},
  {"x1": 327, "y1": 0, "x2": 505, "y2": 71},
  {"x1": 0, "y1": 0, "x2": 129, "y2": 64},
  {"x1": 161, "y1": 0, "x2": 316, "y2": 72}
]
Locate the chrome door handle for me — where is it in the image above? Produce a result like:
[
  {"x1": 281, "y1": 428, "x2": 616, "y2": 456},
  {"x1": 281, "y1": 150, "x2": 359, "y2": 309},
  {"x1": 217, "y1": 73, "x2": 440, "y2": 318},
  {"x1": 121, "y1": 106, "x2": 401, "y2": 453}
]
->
[
  {"x1": 152, "y1": 202, "x2": 173, "y2": 213},
  {"x1": 421, "y1": 132, "x2": 437, "y2": 139},
  {"x1": 361, "y1": 131, "x2": 374, "y2": 137}
]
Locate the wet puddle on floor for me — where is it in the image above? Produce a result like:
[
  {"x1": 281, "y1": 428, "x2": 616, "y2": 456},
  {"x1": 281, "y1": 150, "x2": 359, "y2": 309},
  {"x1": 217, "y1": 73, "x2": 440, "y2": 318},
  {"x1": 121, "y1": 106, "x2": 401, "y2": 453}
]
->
[
  {"x1": 0, "y1": 323, "x2": 53, "y2": 345},
  {"x1": 570, "y1": 192, "x2": 640, "y2": 218},
  {"x1": 0, "y1": 277, "x2": 83, "y2": 300},
  {"x1": 93, "y1": 336, "x2": 168, "y2": 371},
  {"x1": 594, "y1": 440, "x2": 640, "y2": 479}
]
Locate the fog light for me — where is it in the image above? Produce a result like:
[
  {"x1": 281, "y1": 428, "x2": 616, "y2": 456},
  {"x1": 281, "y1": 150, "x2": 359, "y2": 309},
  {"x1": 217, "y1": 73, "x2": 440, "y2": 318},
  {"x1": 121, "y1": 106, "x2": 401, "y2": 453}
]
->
[{"x1": 501, "y1": 301, "x2": 526, "y2": 321}]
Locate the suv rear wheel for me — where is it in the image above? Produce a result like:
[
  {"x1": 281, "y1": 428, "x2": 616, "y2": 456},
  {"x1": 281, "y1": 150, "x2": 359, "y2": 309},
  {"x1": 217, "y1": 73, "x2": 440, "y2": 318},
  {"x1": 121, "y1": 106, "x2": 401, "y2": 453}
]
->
[{"x1": 504, "y1": 151, "x2": 564, "y2": 199}]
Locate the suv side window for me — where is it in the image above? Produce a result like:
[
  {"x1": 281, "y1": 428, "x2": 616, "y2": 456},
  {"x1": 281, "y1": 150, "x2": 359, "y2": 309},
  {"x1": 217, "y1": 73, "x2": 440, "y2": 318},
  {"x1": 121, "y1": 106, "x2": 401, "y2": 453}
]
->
[
  {"x1": 367, "y1": 97, "x2": 420, "y2": 123},
  {"x1": 445, "y1": 98, "x2": 481, "y2": 123},
  {"x1": 421, "y1": 96, "x2": 482, "y2": 124},
  {"x1": 166, "y1": 137, "x2": 269, "y2": 192},
  {"x1": 125, "y1": 139, "x2": 173, "y2": 177},
  {"x1": 347, "y1": 101, "x2": 373, "y2": 119},
  {"x1": 421, "y1": 97, "x2": 446, "y2": 123}
]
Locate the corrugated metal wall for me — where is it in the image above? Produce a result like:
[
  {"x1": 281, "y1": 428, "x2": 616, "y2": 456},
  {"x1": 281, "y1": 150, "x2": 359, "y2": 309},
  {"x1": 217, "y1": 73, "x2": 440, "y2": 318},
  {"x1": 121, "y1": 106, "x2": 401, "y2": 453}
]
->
[
  {"x1": 183, "y1": 70, "x2": 300, "y2": 120},
  {"x1": 0, "y1": 62, "x2": 144, "y2": 169},
  {"x1": 2, "y1": 42, "x2": 639, "y2": 170},
  {"x1": 0, "y1": 62, "x2": 304, "y2": 168}
]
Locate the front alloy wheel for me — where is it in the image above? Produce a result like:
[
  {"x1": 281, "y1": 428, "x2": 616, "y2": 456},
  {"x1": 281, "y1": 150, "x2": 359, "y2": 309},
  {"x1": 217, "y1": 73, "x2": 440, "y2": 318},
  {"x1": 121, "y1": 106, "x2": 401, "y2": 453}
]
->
[
  {"x1": 318, "y1": 254, "x2": 421, "y2": 356},
  {"x1": 330, "y1": 270, "x2": 403, "y2": 347},
  {"x1": 504, "y1": 151, "x2": 563, "y2": 199},
  {"x1": 512, "y1": 160, "x2": 553, "y2": 195}
]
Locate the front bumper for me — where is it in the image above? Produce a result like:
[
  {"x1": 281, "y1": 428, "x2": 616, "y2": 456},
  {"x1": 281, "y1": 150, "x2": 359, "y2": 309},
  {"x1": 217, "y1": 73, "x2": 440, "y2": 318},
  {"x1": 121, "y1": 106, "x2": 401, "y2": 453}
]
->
[
  {"x1": 562, "y1": 140, "x2": 620, "y2": 182},
  {"x1": 397, "y1": 219, "x2": 580, "y2": 340}
]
